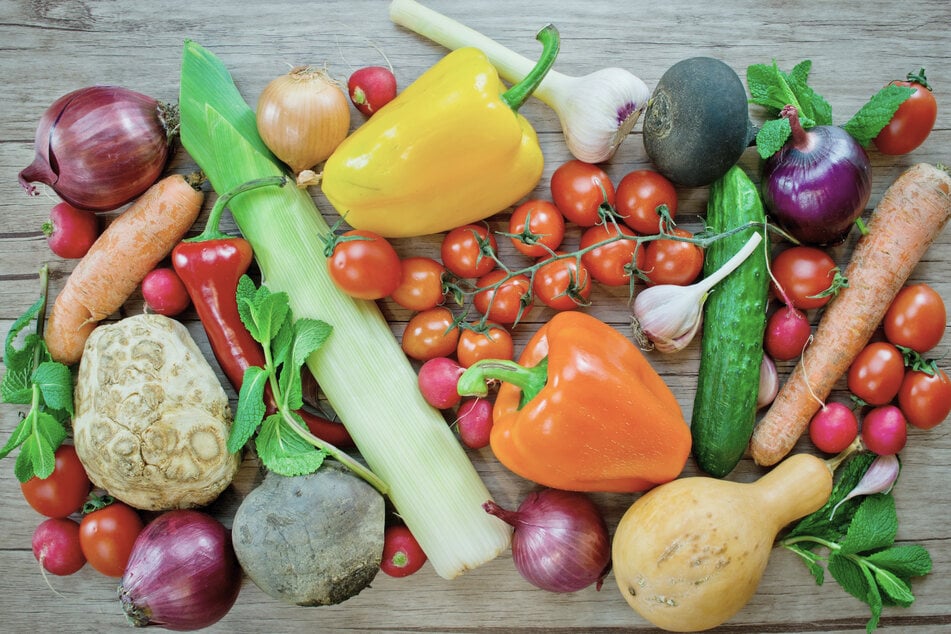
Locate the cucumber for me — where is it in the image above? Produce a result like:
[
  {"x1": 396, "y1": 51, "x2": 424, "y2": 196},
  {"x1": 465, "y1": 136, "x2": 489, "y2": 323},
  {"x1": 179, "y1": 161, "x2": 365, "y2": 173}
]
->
[{"x1": 691, "y1": 166, "x2": 769, "y2": 477}]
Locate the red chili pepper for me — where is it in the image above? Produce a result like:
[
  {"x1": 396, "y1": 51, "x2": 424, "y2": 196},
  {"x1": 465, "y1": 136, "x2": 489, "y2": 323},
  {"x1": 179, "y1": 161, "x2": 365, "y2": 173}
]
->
[{"x1": 171, "y1": 178, "x2": 351, "y2": 447}]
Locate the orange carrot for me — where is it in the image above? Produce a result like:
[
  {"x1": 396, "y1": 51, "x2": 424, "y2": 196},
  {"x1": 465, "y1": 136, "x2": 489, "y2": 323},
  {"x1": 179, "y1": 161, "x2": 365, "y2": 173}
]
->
[
  {"x1": 751, "y1": 163, "x2": 951, "y2": 466},
  {"x1": 45, "y1": 174, "x2": 204, "y2": 365}
]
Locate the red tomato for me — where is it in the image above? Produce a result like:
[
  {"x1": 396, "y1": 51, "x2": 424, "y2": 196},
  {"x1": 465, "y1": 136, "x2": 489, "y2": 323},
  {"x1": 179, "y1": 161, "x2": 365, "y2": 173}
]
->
[
  {"x1": 79, "y1": 501, "x2": 144, "y2": 577},
  {"x1": 641, "y1": 228, "x2": 704, "y2": 286},
  {"x1": 473, "y1": 271, "x2": 533, "y2": 325},
  {"x1": 615, "y1": 169, "x2": 678, "y2": 235},
  {"x1": 579, "y1": 223, "x2": 644, "y2": 287},
  {"x1": 441, "y1": 224, "x2": 499, "y2": 279},
  {"x1": 401, "y1": 307, "x2": 460, "y2": 361},
  {"x1": 327, "y1": 229, "x2": 401, "y2": 300},
  {"x1": 770, "y1": 246, "x2": 840, "y2": 310},
  {"x1": 390, "y1": 257, "x2": 447, "y2": 312},
  {"x1": 883, "y1": 283, "x2": 946, "y2": 353},
  {"x1": 507, "y1": 199, "x2": 566, "y2": 257},
  {"x1": 847, "y1": 341, "x2": 905, "y2": 405},
  {"x1": 456, "y1": 323, "x2": 515, "y2": 368},
  {"x1": 533, "y1": 255, "x2": 592, "y2": 311},
  {"x1": 549, "y1": 160, "x2": 615, "y2": 227},
  {"x1": 20, "y1": 444, "x2": 91, "y2": 518},
  {"x1": 898, "y1": 368, "x2": 951, "y2": 430},
  {"x1": 873, "y1": 70, "x2": 938, "y2": 155}
]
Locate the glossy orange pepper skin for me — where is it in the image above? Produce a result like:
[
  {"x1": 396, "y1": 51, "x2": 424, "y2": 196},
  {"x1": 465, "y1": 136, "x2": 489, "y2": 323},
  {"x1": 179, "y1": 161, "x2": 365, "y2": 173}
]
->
[{"x1": 490, "y1": 312, "x2": 691, "y2": 493}]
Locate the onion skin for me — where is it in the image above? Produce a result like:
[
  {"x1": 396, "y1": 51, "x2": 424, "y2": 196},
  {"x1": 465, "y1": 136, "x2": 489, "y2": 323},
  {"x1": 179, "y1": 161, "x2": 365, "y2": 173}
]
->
[
  {"x1": 118, "y1": 510, "x2": 241, "y2": 631},
  {"x1": 483, "y1": 489, "x2": 611, "y2": 593},
  {"x1": 761, "y1": 107, "x2": 871, "y2": 246},
  {"x1": 19, "y1": 86, "x2": 175, "y2": 212}
]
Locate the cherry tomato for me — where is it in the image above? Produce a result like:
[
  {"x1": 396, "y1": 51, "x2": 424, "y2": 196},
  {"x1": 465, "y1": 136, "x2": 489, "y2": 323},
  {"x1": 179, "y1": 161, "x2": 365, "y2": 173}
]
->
[
  {"x1": 641, "y1": 228, "x2": 704, "y2": 286},
  {"x1": 770, "y1": 246, "x2": 840, "y2": 310},
  {"x1": 615, "y1": 169, "x2": 678, "y2": 235},
  {"x1": 873, "y1": 69, "x2": 938, "y2": 155},
  {"x1": 441, "y1": 224, "x2": 499, "y2": 279},
  {"x1": 390, "y1": 257, "x2": 447, "y2": 312},
  {"x1": 456, "y1": 323, "x2": 515, "y2": 368},
  {"x1": 401, "y1": 307, "x2": 459, "y2": 361},
  {"x1": 579, "y1": 223, "x2": 644, "y2": 287},
  {"x1": 847, "y1": 341, "x2": 905, "y2": 405},
  {"x1": 79, "y1": 500, "x2": 144, "y2": 577},
  {"x1": 327, "y1": 229, "x2": 401, "y2": 300},
  {"x1": 533, "y1": 255, "x2": 592, "y2": 311},
  {"x1": 20, "y1": 444, "x2": 91, "y2": 518},
  {"x1": 898, "y1": 368, "x2": 951, "y2": 430},
  {"x1": 473, "y1": 270, "x2": 533, "y2": 325},
  {"x1": 883, "y1": 283, "x2": 946, "y2": 353},
  {"x1": 549, "y1": 160, "x2": 615, "y2": 227},
  {"x1": 507, "y1": 199, "x2": 566, "y2": 258}
]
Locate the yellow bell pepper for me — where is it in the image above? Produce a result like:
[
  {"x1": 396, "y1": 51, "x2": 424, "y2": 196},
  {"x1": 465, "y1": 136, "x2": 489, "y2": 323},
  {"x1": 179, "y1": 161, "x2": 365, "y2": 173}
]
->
[{"x1": 321, "y1": 25, "x2": 560, "y2": 238}]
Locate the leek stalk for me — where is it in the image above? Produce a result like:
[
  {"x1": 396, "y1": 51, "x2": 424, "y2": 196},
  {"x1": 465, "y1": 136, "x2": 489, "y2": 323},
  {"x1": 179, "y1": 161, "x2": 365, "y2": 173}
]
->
[{"x1": 178, "y1": 40, "x2": 511, "y2": 579}]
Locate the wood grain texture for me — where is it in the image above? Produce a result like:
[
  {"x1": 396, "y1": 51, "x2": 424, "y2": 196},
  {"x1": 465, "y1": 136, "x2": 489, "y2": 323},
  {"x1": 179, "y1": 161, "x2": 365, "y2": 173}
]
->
[{"x1": 1, "y1": 0, "x2": 949, "y2": 631}]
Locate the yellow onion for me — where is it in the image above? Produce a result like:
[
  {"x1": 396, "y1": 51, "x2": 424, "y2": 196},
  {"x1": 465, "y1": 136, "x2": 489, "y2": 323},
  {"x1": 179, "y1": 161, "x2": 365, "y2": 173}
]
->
[{"x1": 256, "y1": 66, "x2": 351, "y2": 186}]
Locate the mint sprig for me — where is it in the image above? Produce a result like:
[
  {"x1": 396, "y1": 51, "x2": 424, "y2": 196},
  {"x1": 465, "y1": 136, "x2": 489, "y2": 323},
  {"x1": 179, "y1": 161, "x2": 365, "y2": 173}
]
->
[
  {"x1": 0, "y1": 265, "x2": 74, "y2": 482},
  {"x1": 781, "y1": 453, "x2": 932, "y2": 632}
]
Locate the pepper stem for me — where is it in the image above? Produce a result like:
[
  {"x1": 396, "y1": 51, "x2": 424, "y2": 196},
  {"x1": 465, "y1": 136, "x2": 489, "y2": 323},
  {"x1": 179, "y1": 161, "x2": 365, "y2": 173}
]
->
[
  {"x1": 188, "y1": 175, "x2": 287, "y2": 242},
  {"x1": 500, "y1": 24, "x2": 560, "y2": 112},
  {"x1": 457, "y1": 357, "x2": 549, "y2": 408}
]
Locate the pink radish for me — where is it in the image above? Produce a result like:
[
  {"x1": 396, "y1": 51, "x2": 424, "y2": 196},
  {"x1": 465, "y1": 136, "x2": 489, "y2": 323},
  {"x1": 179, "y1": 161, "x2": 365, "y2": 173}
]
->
[
  {"x1": 456, "y1": 397, "x2": 494, "y2": 449},
  {"x1": 861, "y1": 405, "x2": 908, "y2": 455},
  {"x1": 32, "y1": 517, "x2": 86, "y2": 576},
  {"x1": 43, "y1": 201, "x2": 99, "y2": 259},
  {"x1": 764, "y1": 305, "x2": 811, "y2": 361},
  {"x1": 348, "y1": 66, "x2": 397, "y2": 117},
  {"x1": 141, "y1": 267, "x2": 191, "y2": 316},
  {"x1": 418, "y1": 357, "x2": 465, "y2": 409},
  {"x1": 808, "y1": 401, "x2": 859, "y2": 454}
]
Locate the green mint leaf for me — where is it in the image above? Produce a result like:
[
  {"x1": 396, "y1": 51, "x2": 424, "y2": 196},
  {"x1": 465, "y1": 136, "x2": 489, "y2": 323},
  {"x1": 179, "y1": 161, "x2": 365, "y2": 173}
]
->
[
  {"x1": 786, "y1": 543, "x2": 826, "y2": 585},
  {"x1": 755, "y1": 118, "x2": 792, "y2": 159},
  {"x1": 1, "y1": 365, "x2": 34, "y2": 404},
  {"x1": 873, "y1": 567, "x2": 915, "y2": 607},
  {"x1": 0, "y1": 417, "x2": 33, "y2": 460},
  {"x1": 33, "y1": 361, "x2": 74, "y2": 416},
  {"x1": 828, "y1": 552, "x2": 873, "y2": 604},
  {"x1": 252, "y1": 289, "x2": 291, "y2": 347},
  {"x1": 271, "y1": 318, "x2": 294, "y2": 371},
  {"x1": 256, "y1": 412, "x2": 326, "y2": 476},
  {"x1": 4, "y1": 296, "x2": 42, "y2": 362},
  {"x1": 747, "y1": 62, "x2": 789, "y2": 112},
  {"x1": 228, "y1": 365, "x2": 269, "y2": 453},
  {"x1": 783, "y1": 60, "x2": 833, "y2": 126},
  {"x1": 842, "y1": 84, "x2": 915, "y2": 147},
  {"x1": 236, "y1": 274, "x2": 257, "y2": 334},
  {"x1": 786, "y1": 452, "x2": 877, "y2": 542},
  {"x1": 292, "y1": 319, "x2": 332, "y2": 369},
  {"x1": 15, "y1": 412, "x2": 67, "y2": 481},
  {"x1": 840, "y1": 494, "x2": 898, "y2": 555},
  {"x1": 864, "y1": 544, "x2": 933, "y2": 578}
]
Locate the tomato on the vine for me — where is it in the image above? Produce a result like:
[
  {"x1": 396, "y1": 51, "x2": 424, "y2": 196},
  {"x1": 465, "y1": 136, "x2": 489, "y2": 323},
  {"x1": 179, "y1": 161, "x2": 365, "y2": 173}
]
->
[
  {"x1": 390, "y1": 257, "x2": 447, "y2": 312},
  {"x1": 508, "y1": 199, "x2": 565, "y2": 258},
  {"x1": 327, "y1": 229, "x2": 401, "y2": 300},
  {"x1": 401, "y1": 307, "x2": 459, "y2": 361},
  {"x1": 441, "y1": 224, "x2": 498, "y2": 279},
  {"x1": 20, "y1": 444, "x2": 91, "y2": 518},
  {"x1": 641, "y1": 228, "x2": 703, "y2": 286},
  {"x1": 770, "y1": 246, "x2": 841, "y2": 310},
  {"x1": 898, "y1": 368, "x2": 951, "y2": 430},
  {"x1": 883, "y1": 283, "x2": 946, "y2": 353},
  {"x1": 533, "y1": 255, "x2": 592, "y2": 311},
  {"x1": 549, "y1": 160, "x2": 615, "y2": 227},
  {"x1": 873, "y1": 69, "x2": 938, "y2": 155},
  {"x1": 456, "y1": 323, "x2": 515, "y2": 368},
  {"x1": 615, "y1": 169, "x2": 678, "y2": 235},
  {"x1": 79, "y1": 500, "x2": 144, "y2": 577},
  {"x1": 579, "y1": 223, "x2": 644, "y2": 287},
  {"x1": 473, "y1": 270, "x2": 533, "y2": 325},
  {"x1": 847, "y1": 341, "x2": 905, "y2": 405}
]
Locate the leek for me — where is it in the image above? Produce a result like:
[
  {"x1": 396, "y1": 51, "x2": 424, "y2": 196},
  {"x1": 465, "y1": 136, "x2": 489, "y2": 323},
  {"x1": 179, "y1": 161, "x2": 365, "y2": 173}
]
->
[{"x1": 178, "y1": 40, "x2": 511, "y2": 580}]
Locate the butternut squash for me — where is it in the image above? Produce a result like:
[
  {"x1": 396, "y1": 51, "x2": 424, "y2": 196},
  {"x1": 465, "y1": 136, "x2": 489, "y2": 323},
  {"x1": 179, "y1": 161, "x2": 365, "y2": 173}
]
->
[{"x1": 611, "y1": 453, "x2": 833, "y2": 632}]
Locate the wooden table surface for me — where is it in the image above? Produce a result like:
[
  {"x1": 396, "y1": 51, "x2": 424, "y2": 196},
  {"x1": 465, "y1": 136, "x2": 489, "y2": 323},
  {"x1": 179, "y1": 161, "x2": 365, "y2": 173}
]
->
[{"x1": 1, "y1": 0, "x2": 949, "y2": 632}]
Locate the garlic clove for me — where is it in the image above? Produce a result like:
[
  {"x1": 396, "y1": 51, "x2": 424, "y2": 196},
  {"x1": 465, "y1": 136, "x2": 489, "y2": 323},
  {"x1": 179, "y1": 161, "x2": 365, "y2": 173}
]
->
[{"x1": 631, "y1": 283, "x2": 707, "y2": 352}]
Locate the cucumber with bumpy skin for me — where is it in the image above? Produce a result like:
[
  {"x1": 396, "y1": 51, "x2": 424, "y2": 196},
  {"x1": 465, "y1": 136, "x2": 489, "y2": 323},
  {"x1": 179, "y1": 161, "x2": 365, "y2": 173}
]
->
[{"x1": 691, "y1": 166, "x2": 769, "y2": 477}]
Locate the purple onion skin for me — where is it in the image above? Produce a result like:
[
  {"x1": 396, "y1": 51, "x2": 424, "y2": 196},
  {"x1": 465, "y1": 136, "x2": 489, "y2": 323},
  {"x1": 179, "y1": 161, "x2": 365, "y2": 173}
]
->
[
  {"x1": 483, "y1": 489, "x2": 611, "y2": 593},
  {"x1": 762, "y1": 122, "x2": 871, "y2": 246},
  {"x1": 118, "y1": 510, "x2": 242, "y2": 631},
  {"x1": 19, "y1": 86, "x2": 174, "y2": 212}
]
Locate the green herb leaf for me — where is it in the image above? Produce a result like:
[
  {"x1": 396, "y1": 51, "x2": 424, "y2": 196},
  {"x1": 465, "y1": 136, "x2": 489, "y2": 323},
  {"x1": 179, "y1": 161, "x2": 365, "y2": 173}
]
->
[
  {"x1": 236, "y1": 274, "x2": 257, "y2": 330},
  {"x1": 3, "y1": 296, "x2": 42, "y2": 362},
  {"x1": 842, "y1": 84, "x2": 915, "y2": 147},
  {"x1": 14, "y1": 411, "x2": 68, "y2": 481},
  {"x1": 229, "y1": 365, "x2": 269, "y2": 453},
  {"x1": 0, "y1": 419, "x2": 33, "y2": 461},
  {"x1": 755, "y1": 118, "x2": 792, "y2": 159},
  {"x1": 873, "y1": 567, "x2": 915, "y2": 607},
  {"x1": 256, "y1": 412, "x2": 326, "y2": 476},
  {"x1": 786, "y1": 543, "x2": 826, "y2": 585},
  {"x1": 783, "y1": 60, "x2": 833, "y2": 126},
  {"x1": 292, "y1": 319, "x2": 333, "y2": 369},
  {"x1": 829, "y1": 552, "x2": 874, "y2": 605},
  {"x1": 864, "y1": 544, "x2": 933, "y2": 578},
  {"x1": 840, "y1": 494, "x2": 897, "y2": 555},
  {"x1": 34, "y1": 361, "x2": 74, "y2": 416}
]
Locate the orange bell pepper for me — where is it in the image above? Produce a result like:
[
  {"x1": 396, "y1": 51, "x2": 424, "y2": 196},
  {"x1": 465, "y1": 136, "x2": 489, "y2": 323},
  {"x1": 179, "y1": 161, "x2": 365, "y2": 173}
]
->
[{"x1": 457, "y1": 311, "x2": 691, "y2": 493}]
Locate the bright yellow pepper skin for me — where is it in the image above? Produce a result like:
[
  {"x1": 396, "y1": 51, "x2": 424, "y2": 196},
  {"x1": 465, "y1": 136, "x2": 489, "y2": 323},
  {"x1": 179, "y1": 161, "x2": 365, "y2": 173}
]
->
[{"x1": 321, "y1": 26, "x2": 560, "y2": 238}]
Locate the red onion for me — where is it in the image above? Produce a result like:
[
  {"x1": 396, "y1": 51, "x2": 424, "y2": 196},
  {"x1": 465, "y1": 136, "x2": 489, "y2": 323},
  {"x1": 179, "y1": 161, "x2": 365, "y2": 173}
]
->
[
  {"x1": 483, "y1": 489, "x2": 611, "y2": 593},
  {"x1": 761, "y1": 105, "x2": 871, "y2": 246},
  {"x1": 19, "y1": 86, "x2": 176, "y2": 212},
  {"x1": 118, "y1": 510, "x2": 241, "y2": 631}
]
